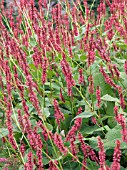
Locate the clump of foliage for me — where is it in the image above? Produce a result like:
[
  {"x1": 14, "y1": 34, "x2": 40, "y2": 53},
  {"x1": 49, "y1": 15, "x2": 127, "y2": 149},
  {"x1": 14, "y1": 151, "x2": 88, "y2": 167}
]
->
[{"x1": 0, "y1": 0, "x2": 127, "y2": 169}]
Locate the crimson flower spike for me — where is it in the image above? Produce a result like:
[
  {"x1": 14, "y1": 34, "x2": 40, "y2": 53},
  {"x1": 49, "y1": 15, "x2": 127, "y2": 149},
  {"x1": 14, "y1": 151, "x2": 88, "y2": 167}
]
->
[{"x1": 111, "y1": 140, "x2": 121, "y2": 170}]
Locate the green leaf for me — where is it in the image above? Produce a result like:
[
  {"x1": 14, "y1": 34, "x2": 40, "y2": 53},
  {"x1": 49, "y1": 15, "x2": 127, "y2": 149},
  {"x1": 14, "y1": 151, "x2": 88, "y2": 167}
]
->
[
  {"x1": 100, "y1": 115, "x2": 114, "y2": 122},
  {"x1": 87, "y1": 159, "x2": 99, "y2": 170},
  {"x1": 89, "y1": 136, "x2": 98, "y2": 150},
  {"x1": 103, "y1": 125, "x2": 127, "y2": 150},
  {"x1": 107, "y1": 117, "x2": 117, "y2": 128},
  {"x1": 46, "y1": 123, "x2": 53, "y2": 131},
  {"x1": 93, "y1": 73, "x2": 113, "y2": 96},
  {"x1": 43, "y1": 108, "x2": 50, "y2": 118},
  {"x1": 64, "y1": 160, "x2": 81, "y2": 170},
  {"x1": 19, "y1": 165, "x2": 24, "y2": 170},
  {"x1": 101, "y1": 94, "x2": 120, "y2": 103},
  {"x1": 29, "y1": 37, "x2": 37, "y2": 47},
  {"x1": 81, "y1": 125, "x2": 110, "y2": 135},
  {"x1": 74, "y1": 34, "x2": 84, "y2": 41},
  {"x1": 42, "y1": 157, "x2": 49, "y2": 165},
  {"x1": 114, "y1": 58, "x2": 125, "y2": 64},
  {"x1": 91, "y1": 24, "x2": 100, "y2": 31},
  {"x1": 89, "y1": 125, "x2": 127, "y2": 152},
  {"x1": 79, "y1": 24, "x2": 86, "y2": 34},
  {"x1": 0, "y1": 128, "x2": 8, "y2": 138},
  {"x1": 73, "y1": 111, "x2": 95, "y2": 120},
  {"x1": 60, "y1": 108, "x2": 71, "y2": 114},
  {"x1": 120, "y1": 72, "x2": 127, "y2": 80},
  {"x1": 106, "y1": 102, "x2": 115, "y2": 116},
  {"x1": 116, "y1": 41, "x2": 127, "y2": 50}
]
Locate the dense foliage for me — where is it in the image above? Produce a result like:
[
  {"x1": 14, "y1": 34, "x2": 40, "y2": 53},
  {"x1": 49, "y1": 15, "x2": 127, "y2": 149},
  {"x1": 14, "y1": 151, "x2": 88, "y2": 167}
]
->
[{"x1": 0, "y1": 0, "x2": 127, "y2": 169}]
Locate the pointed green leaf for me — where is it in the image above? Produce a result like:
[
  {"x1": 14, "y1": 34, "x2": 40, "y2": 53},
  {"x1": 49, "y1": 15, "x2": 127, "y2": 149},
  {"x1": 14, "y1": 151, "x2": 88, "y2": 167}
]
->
[{"x1": 101, "y1": 94, "x2": 120, "y2": 103}]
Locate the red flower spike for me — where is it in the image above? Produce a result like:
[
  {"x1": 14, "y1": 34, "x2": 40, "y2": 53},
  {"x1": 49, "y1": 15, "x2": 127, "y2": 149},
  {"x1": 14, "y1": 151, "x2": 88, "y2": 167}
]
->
[
  {"x1": 24, "y1": 152, "x2": 34, "y2": 170},
  {"x1": 114, "y1": 106, "x2": 127, "y2": 143},
  {"x1": 96, "y1": 86, "x2": 101, "y2": 108},
  {"x1": 49, "y1": 160, "x2": 58, "y2": 170},
  {"x1": 66, "y1": 107, "x2": 82, "y2": 141},
  {"x1": 20, "y1": 144, "x2": 26, "y2": 156},
  {"x1": 100, "y1": 66, "x2": 117, "y2": 89},
  {"x1": 111, "y1": 140, "x2": 121, "y2": 170},
  {"x1": 78, "y1": 69, "x2": 85, "y2": 85},
  {"x1": 42, "y1": 57, "x2": 48, "y2": 85},
  {"x1": 53, "y1": 99, "x2": 65, "y2": 127},
  {"x1": 97, "y1": 136, "x2": 106, "y2": 170},
  {"x1": 54, "y1": 133, "x2": 68, "y2": 155},
  {"x1": 60, "y1": 57, "x2": 75, "y2": 96},
  {"x1": 60, "y1": 88, "x2": 65, "y2": 103},
  {"x1": 78, "y1": 132, "x2": 98, "y2": 166},
  {"x1": 38, "y1": 121, "x2": 53, "y2": 141},
  {"x1": 88, "y1": 75, "x2": 94, "y2": 94},
  {"x1": 124, "y1": 60, "x2": 127, "y2": 75}
]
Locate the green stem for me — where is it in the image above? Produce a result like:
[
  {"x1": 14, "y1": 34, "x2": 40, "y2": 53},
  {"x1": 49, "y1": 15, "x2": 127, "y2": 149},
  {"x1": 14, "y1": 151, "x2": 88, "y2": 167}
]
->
[
  {"x1": 68, "y1": 151, "x2": 90, "y2": 170},
  {"x1": 75, "y1": 86, "x2": 93, "y2": 111}
]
